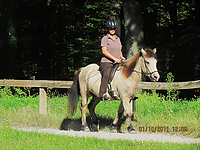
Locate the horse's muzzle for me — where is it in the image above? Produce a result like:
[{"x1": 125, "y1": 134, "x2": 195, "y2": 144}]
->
[{"x1": 150, "y1": 72, "x2": 160, "y2": 81}]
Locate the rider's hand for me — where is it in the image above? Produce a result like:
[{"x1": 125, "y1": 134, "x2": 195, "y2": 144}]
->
[
  {"x1": 121, "y1": 57, "x2": 126, "y2": 61},
  {"x1": 114, "y1": 58, "x2": 121, "y2": 63}
]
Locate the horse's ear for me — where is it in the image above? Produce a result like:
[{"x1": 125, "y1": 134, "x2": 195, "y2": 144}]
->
[
  {"x1": 153, "y1": 48, "x2": 157, "y2": 53},
  {"x1": 141, "y1": 48, "x2": 146, "y2": 56}
]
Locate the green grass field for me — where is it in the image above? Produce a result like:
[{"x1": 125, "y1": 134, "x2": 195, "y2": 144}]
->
[
  {"x1": 0, "y1": 125, "x2": 199, "y2": 150},
  {"x1": 0, "y1": 87, "x2": 200, "y2": 149}
]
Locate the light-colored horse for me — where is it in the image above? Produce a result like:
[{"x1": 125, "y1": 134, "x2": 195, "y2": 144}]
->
[{"x1": 67, "y1": 48, "x2": 160, "y2": 133}]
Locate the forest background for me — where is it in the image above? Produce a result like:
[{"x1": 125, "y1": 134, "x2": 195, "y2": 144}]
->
[{"x1": 0, "y1": 0, "x2": 200, "y2": 98}]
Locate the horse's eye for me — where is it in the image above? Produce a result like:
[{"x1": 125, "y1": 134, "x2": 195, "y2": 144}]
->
[{"x1": 146, "y1": 61, "x2": 149, "y2": 64}]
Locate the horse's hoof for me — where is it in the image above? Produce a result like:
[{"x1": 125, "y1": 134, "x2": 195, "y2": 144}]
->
[
  {"x1": 127, "y1": 126, "x2": 136, "y2": 134},
  {"x1": 81, "y1": 125, "x2": 90, "y2": 132},
  {"x1": 110, "y1": 129, "x2": 118, "y2": 133},
  {"x1": 92, "y1": 123, "x2": 99, "y2": 132},
  {"x1": 110, "y1": 124, "x2": 118, "y2": 133},
  {"x1": 129, "y1": 129, "x2": 136, "y2": 134}
]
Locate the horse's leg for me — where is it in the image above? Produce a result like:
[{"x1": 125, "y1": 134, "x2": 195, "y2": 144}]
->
[
  {"x1": 110, "y1": 101, "x2": 124, "y2": 133},
  {"x1": 80, "y1": 92, "x2": 90, "y2": 132},
  {"x1": 122, "y1": 98, "x2": 136, "y2": 133},
  {"x1": 88, "y1": 96, "x2": 101, "y2": 132}
]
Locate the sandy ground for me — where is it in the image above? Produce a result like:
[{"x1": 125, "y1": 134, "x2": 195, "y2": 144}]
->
[{"x1": 16, "y1": 127, "x2": 200, "y2": 144}]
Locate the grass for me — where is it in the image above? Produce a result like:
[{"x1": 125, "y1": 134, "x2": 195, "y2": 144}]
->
[
  {"x1": 0, "y1": 125, "x2": 199, "y2": 150},
  {"x1": 0, "y1": 87, "x2": 200, "y2": 149},
  {"x1": 135, "y1": 92, "x2": 200, "y2": 138}
]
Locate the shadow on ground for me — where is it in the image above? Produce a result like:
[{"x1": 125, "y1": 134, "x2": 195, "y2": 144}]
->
[
  {"x1": 60, "y1": 116, "x2": 129, "y2": 132},
  {"x1": 59, "y1": 115, "x2": 138, "y2": 132}
]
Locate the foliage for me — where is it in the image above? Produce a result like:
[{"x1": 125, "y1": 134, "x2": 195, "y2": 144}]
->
[
  {"x1": 0, "y1": 0, "x2": 200, "y2": 98},
  {"x1": 0, "y1": 0, "x2": 118, "y2": 80},
  {"x1": 166, "y1": 72, "x2": 179, "y2": 101},
  {"x1": 140, "y1": 0, "x2": 200, "y2": 98},
  {"x1": 0, "y1": 86, "x2": 27, "y2": 98}
]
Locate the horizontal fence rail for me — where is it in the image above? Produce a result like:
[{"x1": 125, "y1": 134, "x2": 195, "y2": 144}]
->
[
  {"x1": 1, "y1": 79, "x2": 200, "y2": 90},
  {"x1": 1, "y1": 79, "x2": 200, "y2": 115},
  {"x1": 137, "y1": 80, "x2": 200, "y2": 90},
  {"x1": 0, "y1": 80, "x2": 73, "y2": 88}
]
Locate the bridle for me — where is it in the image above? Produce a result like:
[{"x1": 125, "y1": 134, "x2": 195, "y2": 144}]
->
[{"x1": 134, "y1": 55, "x2": 158, "y2": 81}]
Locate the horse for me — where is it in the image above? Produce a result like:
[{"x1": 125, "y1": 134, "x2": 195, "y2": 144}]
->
[{"x1": 67, "y1": 48, "x2": 160, "y2": 133}]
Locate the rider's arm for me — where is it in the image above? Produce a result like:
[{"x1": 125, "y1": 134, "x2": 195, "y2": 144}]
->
[{"x1": 102, "y1": 46, "x2": 121, "y2": 63}]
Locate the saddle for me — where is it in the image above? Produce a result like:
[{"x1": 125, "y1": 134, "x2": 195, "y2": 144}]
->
[
  {"x1": 108, "y1": 63, "x2": 120, "y2": 84},
  {"x1": 99, "y1": 63, "x2": 120, "y2": 84}
]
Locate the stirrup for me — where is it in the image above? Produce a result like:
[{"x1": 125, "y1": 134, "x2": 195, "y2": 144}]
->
[
  {"x1": 101, "y1": 94, "x2": 110, "y2": 101},
  {"x1": 108, "y1": 89, "x2": 120, "y2": 100}
]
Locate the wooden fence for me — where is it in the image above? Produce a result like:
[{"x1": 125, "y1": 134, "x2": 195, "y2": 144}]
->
[{"x1": 0, "y1": 79, "x2": 200, "y2": 115}]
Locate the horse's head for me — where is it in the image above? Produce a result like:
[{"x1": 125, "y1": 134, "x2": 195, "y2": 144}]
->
[{"x1": 140, "y1": 48, "x2": 160, "y2": 81}]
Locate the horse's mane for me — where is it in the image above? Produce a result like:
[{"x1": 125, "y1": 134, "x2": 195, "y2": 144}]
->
[{"x1": 122, "y1": 48, "x2": 157, "y2": 79}]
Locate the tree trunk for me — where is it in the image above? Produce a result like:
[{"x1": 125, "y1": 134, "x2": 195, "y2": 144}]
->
[
  {"x1": 122, "y1": 0, "x2": 144, "y2": 118},
  {"x1": 123, "y1": 0, "x2": 144, "y2": 59}
]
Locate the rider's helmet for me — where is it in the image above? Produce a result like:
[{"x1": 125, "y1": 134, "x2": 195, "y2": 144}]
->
[{"x1": 106, "y1": 20, "x2": 117, "y2": 28}]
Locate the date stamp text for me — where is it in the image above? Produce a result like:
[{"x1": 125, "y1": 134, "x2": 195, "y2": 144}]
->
[{"x1": 139, "y1": 126, "x2": 187, "y2": 132}]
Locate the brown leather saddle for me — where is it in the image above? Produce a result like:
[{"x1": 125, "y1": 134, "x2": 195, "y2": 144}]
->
[
  {"x1": 99, "y1": 63, "x2": 120, "y2": 84},
  {"x1": 108, "y1": 63, "x2": 120, "y2": 84}
]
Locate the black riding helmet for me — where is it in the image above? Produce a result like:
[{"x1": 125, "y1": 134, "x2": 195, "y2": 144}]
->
[{"x1": 106, "y1": 20, "x2": 117, "y2": 28}]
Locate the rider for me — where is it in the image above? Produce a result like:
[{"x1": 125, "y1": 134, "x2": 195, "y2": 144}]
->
[{"x1": 99, "y1": 20, "x2": 126, "y2": 101}]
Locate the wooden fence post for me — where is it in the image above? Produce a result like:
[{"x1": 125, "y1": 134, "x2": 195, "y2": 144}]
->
[{"x1": 39, "y1": 88, "x2": 47, "y2": 115}]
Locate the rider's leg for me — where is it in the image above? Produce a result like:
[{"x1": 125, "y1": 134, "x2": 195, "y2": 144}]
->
[{"x1": 99, "y1": 62, "x2": 113, "y2": 101}]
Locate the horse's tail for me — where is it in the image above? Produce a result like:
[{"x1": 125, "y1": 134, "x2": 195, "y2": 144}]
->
[{"x1": 67, "y1": 68, "x2": 83, "y2": 116}]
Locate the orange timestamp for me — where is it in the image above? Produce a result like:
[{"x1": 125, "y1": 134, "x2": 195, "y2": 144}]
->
[{"x1": 139, "y1": 126, "x2": 187, "y2": 132}]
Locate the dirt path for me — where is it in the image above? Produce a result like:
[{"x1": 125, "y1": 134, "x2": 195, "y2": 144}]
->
[{"x1": 16, "y1": 127, "x2": 200, "y2": 144}]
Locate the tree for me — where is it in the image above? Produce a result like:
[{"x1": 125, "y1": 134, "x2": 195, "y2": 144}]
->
[
  {"x1": 1, "y1": 0, "x2": 200, "y2": 97},
  {"x1": 122, "y1": 0, "x2": 144, "y2": 58}
]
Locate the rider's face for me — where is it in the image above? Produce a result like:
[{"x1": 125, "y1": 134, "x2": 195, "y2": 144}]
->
[{"x1": 109, "y1": 28, "x2": 116, "y2": 35}]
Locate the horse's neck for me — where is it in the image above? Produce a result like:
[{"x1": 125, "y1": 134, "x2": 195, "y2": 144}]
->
[
  {"x1": 115, "y1": 61, "x2": 142, "y2": 98},
  {"x1": 130, "y1": 61, "x2": 142, "y2": 82}
]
